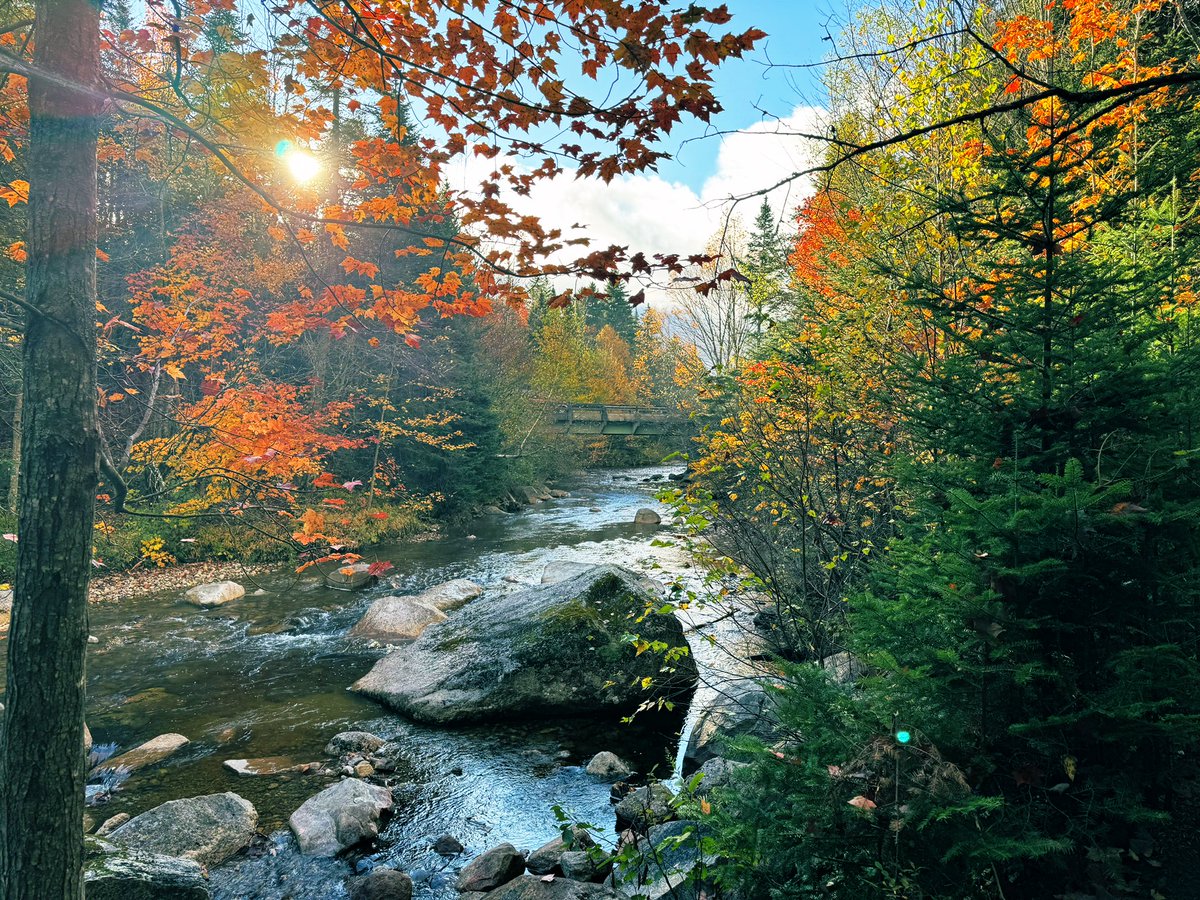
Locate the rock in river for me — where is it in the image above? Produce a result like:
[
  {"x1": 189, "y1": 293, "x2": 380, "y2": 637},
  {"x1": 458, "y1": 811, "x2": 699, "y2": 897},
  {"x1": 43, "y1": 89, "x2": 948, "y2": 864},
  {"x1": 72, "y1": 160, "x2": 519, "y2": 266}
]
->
[
  {"x1": 289, "y1": 777, "x2": 394, "y2": 856},
  {"x1": 350, "y1": 565, "x2": 698, "y2": 724},
  {"x1": 350, "y1": 596, "x2": 447, "y2": 643},
  {"x1": 184, "y1": 580, "x2": 245, "y2": 607},
  {"x1": 108, "y1": 791, "x2": 257, "y2": 868},
  {"x1": 585, "y1": 751, "x2": 634, "y2": 781},
  {"x1": 347, "y1": 867, "x2": 414, "y2": 900},
  {"x1": 615, "y1": 783, "x2": 676, "y2": 831},
  {"x1": 325, "y1": 730, "x2": 386, "y2": 756},
  {"x1": 416, "y1": 578, "x2": 484, "y2": 611},
  {"x1": 99, "y1": 732, "x2": 188, "y2": 774},
  {"x1": 633, "y1": 508, "x2": 661, "y2": 525}
]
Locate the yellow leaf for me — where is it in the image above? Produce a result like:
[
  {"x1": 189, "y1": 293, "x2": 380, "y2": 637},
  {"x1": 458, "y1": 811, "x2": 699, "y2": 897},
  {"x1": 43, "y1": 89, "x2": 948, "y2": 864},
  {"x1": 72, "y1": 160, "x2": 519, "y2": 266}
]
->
[{"x1": 164, "y1": 364, "x2": 186, "y2": 380}]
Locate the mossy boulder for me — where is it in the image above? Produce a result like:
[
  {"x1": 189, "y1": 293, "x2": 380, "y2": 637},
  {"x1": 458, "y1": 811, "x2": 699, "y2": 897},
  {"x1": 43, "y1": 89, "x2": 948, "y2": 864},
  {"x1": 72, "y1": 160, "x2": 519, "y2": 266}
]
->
[{"x1": 351, "y1": 565, "x2": 696, "y2": 723}]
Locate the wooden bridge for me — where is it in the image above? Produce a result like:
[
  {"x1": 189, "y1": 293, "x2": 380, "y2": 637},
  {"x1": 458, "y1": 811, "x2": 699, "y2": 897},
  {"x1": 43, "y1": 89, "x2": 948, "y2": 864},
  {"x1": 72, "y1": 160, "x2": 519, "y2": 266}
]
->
[{"x1": 548, "y1": 403, "x2": 685, "y2": 436}]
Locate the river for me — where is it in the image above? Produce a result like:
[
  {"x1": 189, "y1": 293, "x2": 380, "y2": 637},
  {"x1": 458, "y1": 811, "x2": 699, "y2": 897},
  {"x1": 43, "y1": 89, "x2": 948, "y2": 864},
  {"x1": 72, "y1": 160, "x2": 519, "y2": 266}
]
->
[{"x1": 53, "y1": 465, "x2": 699, "y2": 898}]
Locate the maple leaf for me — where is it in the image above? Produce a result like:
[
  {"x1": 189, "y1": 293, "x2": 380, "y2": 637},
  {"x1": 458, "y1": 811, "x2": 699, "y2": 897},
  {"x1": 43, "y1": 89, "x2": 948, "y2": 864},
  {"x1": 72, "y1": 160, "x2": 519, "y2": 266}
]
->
[{"x1": 366, "y1": 560, "x2": 394, "y2": 576}]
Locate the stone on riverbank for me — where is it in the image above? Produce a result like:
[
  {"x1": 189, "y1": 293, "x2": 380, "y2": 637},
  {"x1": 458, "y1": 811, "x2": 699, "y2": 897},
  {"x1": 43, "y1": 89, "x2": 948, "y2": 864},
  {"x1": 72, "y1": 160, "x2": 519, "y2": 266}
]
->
[
  {"x1": 614, "y1": 783, "x2": 675, "y2": 831},
  {"x1": 684, "y1": 677, "x2": 771, "y2": 765},
  {"x1": 585, "y1": 751, "x2": 633, "y2": 781},
  {"x1": 527, "y1": 828, "x2": 597, "y2": 875},
  {"x1": 184, "y1": 580, "x2": 245, "y2": 607},
  {"x1": 455, "y1": 843, "x2": 525, "y2": 892},
  {"x1": 633, "y1": 509, "x2": 661, "y2": 525},
  {"x1": 108, "y1": 791, "x2": 257, "y2": 868},
  {"x1": 350, "y1": 566, "x2": 698, "y2": 724},
  {"x1": 433, "y1": 834, "x2": 464, "y2": 856},
  {"x1": 289, "y1": 777, "x2": 393, "y2": 856},
  {"x1": 612, "y1": 820, "x2": 715, "y2": 900},
  {"x1": 100, "y1": 732, "x2": 188, "y2": 773},
  {"x1": 96, "y1": 813, "x2": 130, "y2": 836}
]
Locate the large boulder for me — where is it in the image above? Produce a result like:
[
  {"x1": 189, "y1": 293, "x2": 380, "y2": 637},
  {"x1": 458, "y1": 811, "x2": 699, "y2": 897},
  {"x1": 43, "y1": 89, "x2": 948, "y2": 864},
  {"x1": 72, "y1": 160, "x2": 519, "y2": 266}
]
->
[
  {"x1": 351, "y1": 566, "x2": 697, "y2": 724},
  {"x1": 455, "y1": 843, "x2": 525, "y2": 892},
  {"x1": 99, "y1": 732, "x2": 189, "y2": 773},
  {"x1": 85, "y1": 843, "x2": 211, "y2": 900},
  {"x1": 108, "y1": 791, "x2": 257, "y2": 868},
  {"x1": 490, "y1": 875, "x2": 625, "y2": 900},
  {"x1": 184, "y1": 580, "x2": 244, "y2": 607},
  {"x1": 288, "y1": 778, "x2": 393, "y2": 856}
]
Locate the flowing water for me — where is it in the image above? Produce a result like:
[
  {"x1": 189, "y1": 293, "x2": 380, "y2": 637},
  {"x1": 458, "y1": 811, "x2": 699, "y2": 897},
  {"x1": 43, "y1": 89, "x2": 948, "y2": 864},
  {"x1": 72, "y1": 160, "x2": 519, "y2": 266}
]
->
[{"x1": 4, "y1": 465, "x2": 707, "y2": 899}]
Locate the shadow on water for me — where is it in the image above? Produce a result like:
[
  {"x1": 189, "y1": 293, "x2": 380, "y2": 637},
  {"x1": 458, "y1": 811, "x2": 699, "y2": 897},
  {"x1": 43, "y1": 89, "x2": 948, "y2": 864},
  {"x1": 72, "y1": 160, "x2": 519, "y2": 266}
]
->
[{"x1": 1, "y1": 466, "x2": 695, "y2": 898}]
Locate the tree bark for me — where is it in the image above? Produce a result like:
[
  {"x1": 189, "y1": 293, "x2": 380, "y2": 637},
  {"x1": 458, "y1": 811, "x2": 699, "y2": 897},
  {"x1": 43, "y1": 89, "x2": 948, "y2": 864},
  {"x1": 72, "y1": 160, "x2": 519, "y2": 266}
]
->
[
  {"x1": 0, "y1": 0, "x2": 100, "y2": 895},
  {"x1": 8, "y1": 388, "x2": 21, "y2": 513}
]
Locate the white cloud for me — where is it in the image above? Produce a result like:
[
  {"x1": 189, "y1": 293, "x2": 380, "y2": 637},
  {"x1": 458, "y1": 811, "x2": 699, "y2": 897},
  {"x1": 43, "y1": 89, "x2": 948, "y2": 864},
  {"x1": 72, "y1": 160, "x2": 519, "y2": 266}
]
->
[{"x1": 444, "y1": 104, "x2": 825, "y2": 300}]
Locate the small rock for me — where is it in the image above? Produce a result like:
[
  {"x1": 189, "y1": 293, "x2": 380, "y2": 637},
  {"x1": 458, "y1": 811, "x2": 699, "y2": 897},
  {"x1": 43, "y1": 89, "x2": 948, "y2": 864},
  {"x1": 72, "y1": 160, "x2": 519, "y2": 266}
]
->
[
  {"x1": 432, "y1": 834, "x2": 464, "y2": 856},
  {"x1": 354, "y1": 761, "x2": 375, "y2": 778},
  {"x1": 224, "y1": 757, "x2": 318, "y2": 776},
  {"x1": 88, "y1": 635, "x2": 99, "y2": 644},
  {"x1": 100, "y1": 733, "x2": 189, "y2": 773},
  {"x1": 346, "y1": 867, "x2": 414, "y2": 900},
  {"x1": 455, "y1": 842, "x2": 526, "y2": 892},
  {"x1": 289, "y1": 778, "x2": 394, "y2": 856},
  {"x1": 108, "y1": 792, "x2": 257, "y2": 868},
  {"x1": 585, "y1": 751, "x2": 633, "y2": 781},
  {"x1": 326, "y1": 563, "x2": 374, "y2": 591},
  {"x1": 614, "y1": 783, "x2": 675, "y2": 831},
  {"x1": 96, "y1": 813, "x2": 130, "y2": 836},
  {"x1": 325, "y1": 731, "x2": 386, "y2": 756},
  {"x1": 349, "y1": 597, "x2": 448, "y2": 642},
  {"x1": 549, "y1": 489, "x2": 569, "y2": 498},
  {"x1": 184, "y1": 581, "x2": 245, "y2": 607},
  {"x1": 633, "y1": 508, "x2": 661, "y2": 525},
  {"x1": 589, "y1": 507, "x2": 601, "y2": 513}
]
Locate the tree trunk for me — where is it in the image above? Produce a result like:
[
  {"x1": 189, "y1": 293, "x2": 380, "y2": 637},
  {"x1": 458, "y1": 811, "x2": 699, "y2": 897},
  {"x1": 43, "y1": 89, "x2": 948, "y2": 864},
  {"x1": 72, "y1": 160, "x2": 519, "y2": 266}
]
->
[
  {"x1": 8, "y1": 388, "x2": 20, "y2": 513},
  {"x1": 0, "y1": 0, "x2": 100, "y2": 895}
]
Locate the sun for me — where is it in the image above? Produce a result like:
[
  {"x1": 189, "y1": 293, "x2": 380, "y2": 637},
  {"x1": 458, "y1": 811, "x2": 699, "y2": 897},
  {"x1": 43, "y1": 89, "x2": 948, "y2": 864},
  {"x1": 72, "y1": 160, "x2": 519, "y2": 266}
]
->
[{"x1": 275, "y1": 140, "x2": 321, "y2": 184}]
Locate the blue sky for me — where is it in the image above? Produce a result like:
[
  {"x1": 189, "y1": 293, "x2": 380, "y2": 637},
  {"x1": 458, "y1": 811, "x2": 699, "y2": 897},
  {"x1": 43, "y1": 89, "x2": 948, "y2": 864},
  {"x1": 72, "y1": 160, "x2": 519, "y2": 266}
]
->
[{"x1": 658, "y1": 0, "x2": 838, "y2": 191}]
